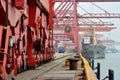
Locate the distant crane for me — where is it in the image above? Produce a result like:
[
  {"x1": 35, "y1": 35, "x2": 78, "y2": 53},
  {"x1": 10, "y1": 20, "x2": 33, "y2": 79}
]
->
[{"x1": 54, "y1": 0, "x2": 120, "y2": 52}]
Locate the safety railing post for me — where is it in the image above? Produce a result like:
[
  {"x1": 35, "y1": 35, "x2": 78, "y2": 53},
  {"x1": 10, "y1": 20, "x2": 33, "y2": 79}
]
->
[
  {"x1": 97, "y1": 63, "x2": 100, "y2": 80},
  {"x1": 109, "y1": 69, "x2": 114, "y2": 80}
]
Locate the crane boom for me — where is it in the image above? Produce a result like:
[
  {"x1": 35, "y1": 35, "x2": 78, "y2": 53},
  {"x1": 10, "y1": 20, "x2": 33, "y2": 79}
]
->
[
  {"x1": 54, "y1": 0, "x2": 120, "y2": 2},
  {"x1": 79, "y1": 13, "x2": 120, "y2": 18},
  {"x1": 53, "y1": 26, "x2": 116, "y2": 32},
  {"x1": 78, "y1": 22, "x2": 114, "y2": 26}
]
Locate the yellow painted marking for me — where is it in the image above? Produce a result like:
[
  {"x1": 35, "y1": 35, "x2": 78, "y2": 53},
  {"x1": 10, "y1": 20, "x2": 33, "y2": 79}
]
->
[{"x1": 80, "y1": 53, "x2": 97, "y2": 80}]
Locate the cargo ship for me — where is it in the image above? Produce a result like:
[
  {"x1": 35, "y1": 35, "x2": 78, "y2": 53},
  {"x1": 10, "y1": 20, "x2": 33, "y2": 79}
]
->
[{"x1": 81, "y1": 26, "x2": 106, "y2": 61}]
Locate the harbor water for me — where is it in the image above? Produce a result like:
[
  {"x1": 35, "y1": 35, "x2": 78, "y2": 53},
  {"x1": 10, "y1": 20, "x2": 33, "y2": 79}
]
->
[{"x1": 94, "y1": 53, "x2": 120, "y2": 80}]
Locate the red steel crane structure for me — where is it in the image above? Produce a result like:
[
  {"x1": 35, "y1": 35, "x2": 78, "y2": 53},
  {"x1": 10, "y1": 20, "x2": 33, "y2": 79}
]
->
[
  {"x1": 54, "y1": 0, "x2": 120, "y2": 52},
  {"x1": 0, "y1": 0, "x2": 55, "y2": 79}
]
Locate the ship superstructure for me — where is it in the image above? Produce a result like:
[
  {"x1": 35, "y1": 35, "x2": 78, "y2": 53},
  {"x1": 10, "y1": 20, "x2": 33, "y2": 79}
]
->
[{"x1": 82, "y1": 26, "x2": 106, "y2": 60}]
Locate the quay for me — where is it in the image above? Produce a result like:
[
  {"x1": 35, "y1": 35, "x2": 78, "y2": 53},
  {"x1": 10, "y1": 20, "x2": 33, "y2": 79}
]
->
[{"x1": 10, "y1": 53, "x2": 97, "y2": 80}]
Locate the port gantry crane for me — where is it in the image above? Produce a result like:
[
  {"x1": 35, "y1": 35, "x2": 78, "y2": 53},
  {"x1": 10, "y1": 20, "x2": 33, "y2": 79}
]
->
[{"x1": 54, "y1": 0, "x2": 120, "y2": 52}]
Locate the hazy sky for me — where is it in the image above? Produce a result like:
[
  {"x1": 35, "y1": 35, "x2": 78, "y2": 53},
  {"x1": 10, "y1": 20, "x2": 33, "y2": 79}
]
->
[{"x1": 77, "y1": 2, "x2": 120, "y2": 42}]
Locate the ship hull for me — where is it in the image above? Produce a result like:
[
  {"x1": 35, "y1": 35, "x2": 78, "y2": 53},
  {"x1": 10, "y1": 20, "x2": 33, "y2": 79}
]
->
[{"x1": 82, "y1": 44, "x2": 106, "y2": 60}]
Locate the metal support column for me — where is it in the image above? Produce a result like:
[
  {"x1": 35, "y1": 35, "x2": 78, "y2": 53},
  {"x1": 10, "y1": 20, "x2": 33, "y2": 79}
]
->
[
  {"x1": 6, "y1": 0, "x2": 8, "y2": 26},
  {"x1": 109, "y1": 69, "x2": 114, "y2": 80},
  {"x1": 73, "y1": 0, "x2": 79, "y2": 52},
  {"x1": 91, "y1": 59, "x2": 94, "y2": 69},
  {"x1": 97, "y1": 63, "x2": 100, "y2": 80}
]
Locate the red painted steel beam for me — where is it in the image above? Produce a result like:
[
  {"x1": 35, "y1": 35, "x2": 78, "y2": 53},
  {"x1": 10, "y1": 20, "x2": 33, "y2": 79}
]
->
[
  {"x1": 59, "y1": 11, "x2": 74, "y2": 25},
  {"x1": 55, "y1": 0, "x2": 120, "y2": 2},
  {"x1": 79, "y1": 13, "x2": 120, "y2": 18},
  {"x1": 63, "y1": 18, "x2": 73, "y2": 25},
  {"x1": 55, "y1": 1, "x2": 65, "y2": 12},
  {"x1": 55, "y1": 16, "x2": 114, "y2": 26},
  {"x1": 53, "y1": 26, "x2": 116, "y2": 32},
  {"x1": 79, "y1": 26, "x2": 116, "y2": 32},
  {"x1": 53, "y1": 34, "x2": 67, "y2": 37},
  {"x1": 58, "y1": 3, "x2": 72, "y2": 17},
  {"x1": 62, "y1": 13, "x2": 120, "y2": 18},
  {"x1": 55, "y1": 21, "x2": 114, "y2": 26},
  {"x1": 55, "y1": 2, "x2": 67, "y2": 15},
  {"x1": 54, "y1": 3, "x2": 73, "y2": 25},
  {"x1": 54, "y1": 20, "x2": 73, "y2": 27},
  {"x1": 78, "y1": 5, "x2": 105, "y2": 23},
  {"x1": 0, "y1": 5, "x2": 7, "y2": 26},
  {"x1": 55, "y1": 10, "x2": 73, "y2": 13},
  {"x1": 78, "y1": 22, "x2": 114, "y2": 26},
  {"x1": 55, "y1": 10, "x2": 74, "y2": 18},
  {"x1": 79, "y1": 33, "x2": 104, "y2": 37}
]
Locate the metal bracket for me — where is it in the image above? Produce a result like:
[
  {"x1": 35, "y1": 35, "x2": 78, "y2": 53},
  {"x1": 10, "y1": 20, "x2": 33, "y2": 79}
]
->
[{"x1": 0, "y1": 51, "x2": 11, "y2": 57}]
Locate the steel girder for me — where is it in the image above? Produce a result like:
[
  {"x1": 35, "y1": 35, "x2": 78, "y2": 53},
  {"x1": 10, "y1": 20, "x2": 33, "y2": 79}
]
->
[{"x1": 55, "y1": 0, "x2": 120, "y2": 2}]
